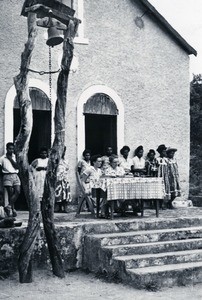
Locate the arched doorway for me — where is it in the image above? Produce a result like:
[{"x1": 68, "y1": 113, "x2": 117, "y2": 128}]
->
[
  {"x1": 4, "y1": 78, "x2": 56, "y2": 151},
  {"x1": 77, "y1": 85, "x2": 124, "y2": 159},
  {"x1": 84, "y1": 93, "x2": 118, "y2": 155},
  {"x1": 4, "y1": 79, "x2": 56, "y2": 209},
  {"x1": 13, "y1": 87, "x2": 52, "y2": 163},
  {"x1": 13, "y1": 88, "x2": 51, "y2": 209}
]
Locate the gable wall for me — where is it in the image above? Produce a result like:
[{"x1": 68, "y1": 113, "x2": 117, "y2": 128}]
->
[
  {"x1": 0, "y1": 0, "x2": 190, "y2": 197},
  {"x1": 67, "y1": 0, "x2": 190, "y2": 196}
]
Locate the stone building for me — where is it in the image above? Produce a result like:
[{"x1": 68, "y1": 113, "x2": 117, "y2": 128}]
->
[{"x1": 0, "y1": 0, "x2": 197, "y2": 204}]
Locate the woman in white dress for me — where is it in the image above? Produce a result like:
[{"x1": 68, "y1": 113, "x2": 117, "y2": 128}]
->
[
  {"x1": 119, "y1": 146, "x2": 133, "y2": 175},
  {"x1": 30, "y1": 147, "x2": 48, "y2": 201},
  {"x1": 131, "y1": 145, "x2": 146, "y2": 177}
]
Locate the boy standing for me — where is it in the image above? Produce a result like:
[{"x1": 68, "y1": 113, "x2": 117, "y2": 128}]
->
[{"x1": 0, "y1": 143, "x2": 21, "y2": 217}]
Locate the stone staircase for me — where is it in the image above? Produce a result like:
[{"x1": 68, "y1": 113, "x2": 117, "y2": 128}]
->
[{"x1": 83, "y1": 218, "x2": 202, "y2": 289}]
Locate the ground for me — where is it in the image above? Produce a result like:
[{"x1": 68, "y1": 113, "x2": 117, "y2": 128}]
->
[
  {"x1": 2, "y1": 207, "x2": 202, "y2": 300},
  {"x1": 1, "y1": 268, "x2": 202, "y2": 300},
  {"x1": 18, "y1": 205, "x2": 202, "y2": 223}
]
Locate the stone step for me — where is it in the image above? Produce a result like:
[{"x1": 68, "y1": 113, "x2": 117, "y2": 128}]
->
[
  {"x1": 83, "y1": 216, "x2": 202, "y2": 234},
  {"x1": 126, "y1": 261, "x2": 202, "y2": 289},
  {"x1": 88, "y1": 226, "x2": 202, "y2": 246},
  {"x1": 103, "y1": 238, "x2": 202, "y2": 256},
  {"x1": 114, "y1": 249, "x2": 202, "y2": 269}
]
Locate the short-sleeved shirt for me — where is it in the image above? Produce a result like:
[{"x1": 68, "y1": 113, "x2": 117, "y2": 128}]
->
[
  {"x1": 31, "y1": 157, "x2": 48, "y2": 169},
  {"x1": 83, "y1": 166, "x2": 102, "y2": 183},
  {"x1": 119, "y1": 156, "x2": 133, "y2": 173},
  {"x1": 77, "y1": 159, "x2": 91, "y2": 177},
  {"x1": 101, "y1": 156, "x2": 110, "y2": 170},
  {"x1": 104, "y1": 165, "x2": 125, "y2": 177},
  {"x1": 132, "y1": 156, "x2": 145, "y2": 169},
  {"x1": 0, "y1": 154, "x2": 19, "y2": 174}
]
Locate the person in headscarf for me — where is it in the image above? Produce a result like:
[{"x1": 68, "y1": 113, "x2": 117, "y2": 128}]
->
[
  {"x1": 166, "y1": 147, "x2": 181, "y2": 208},
  {"x1": 145, "y1": 149, "x2": 158, "y2": 177},
  {"x1": 131, "y1": 145, "x2": 146, "y2": 177},
  {"x1": 119, "y1": 146, "x2": 133, "y2": 175},
  {"x1": 156, "y1": 144, "x2": 170, "y2": 207}
]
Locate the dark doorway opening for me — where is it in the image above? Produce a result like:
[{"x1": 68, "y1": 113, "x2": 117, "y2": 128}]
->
[
  {"x1": 85, "y1": 114, "x2": 117, "y2": 156},
  {"x1": 14, "y1": 110, "x2": 51, "y2": 163},
  {"x1": 13, "y1": 88, "x2": 51, "y2": 209}
]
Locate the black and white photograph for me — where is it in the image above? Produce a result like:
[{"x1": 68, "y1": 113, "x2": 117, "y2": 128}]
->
[{"x1": 0, "y1": 0, "x2": 202, "y2": 299}]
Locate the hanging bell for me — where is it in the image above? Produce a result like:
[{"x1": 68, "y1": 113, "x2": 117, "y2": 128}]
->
[{"x1": 46, "y1": 26, "x2": 64, "y2": 47}]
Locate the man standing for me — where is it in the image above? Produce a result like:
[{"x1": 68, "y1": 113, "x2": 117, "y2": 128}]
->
[{"x1": 0, "y1": 143, "x2": 21, "y2": 217}]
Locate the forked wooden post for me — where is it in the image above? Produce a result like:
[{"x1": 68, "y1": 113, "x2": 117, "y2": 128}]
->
[
  {"x1": 41, "y1": 18, "x2": 79, "y2": 278},
  {"x1": 14, "y1": 12, "x2": 41, "y2": 283},
  {"x1": 14, "y1": 0, "x2": 79, "y2": 282}
]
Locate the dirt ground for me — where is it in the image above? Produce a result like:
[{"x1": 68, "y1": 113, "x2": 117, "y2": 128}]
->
[
  {"x1": 1, "y1": 208, "x2": 202, "y2": 299},
  {"x1": 1, "y1": 269, "x2": 202, "y2": 300}
]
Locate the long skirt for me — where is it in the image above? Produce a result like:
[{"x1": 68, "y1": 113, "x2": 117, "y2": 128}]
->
[
  {"x1": 158, "y1": 164, "x2": 171, "y2": 202},
  {"x1": 167, "y1": 163, "x2": 181, "y2": 200},
  {"x1": 55, "y1": 179, "x2": 71, "y2": 203}
]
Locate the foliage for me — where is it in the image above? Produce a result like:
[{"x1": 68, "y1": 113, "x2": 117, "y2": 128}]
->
[{"x1": 190, "y1": 74, "x2": 202, "y2": 197}]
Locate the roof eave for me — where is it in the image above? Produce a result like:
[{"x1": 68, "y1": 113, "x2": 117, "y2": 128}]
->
[{"x1": 138, "y1": 0, "x2": 197, "y2": 56}]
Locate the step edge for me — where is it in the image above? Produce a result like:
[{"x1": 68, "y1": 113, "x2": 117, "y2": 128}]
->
[
  {"x1": 103, "y1": 237, "x2": 202, "y2": 249},
  {"x1": 114, "y1": 249, "x2": 202, "y2": 261},
  {"x1": 127, "y1": 261, "x2": 202, "y2": 274},
  {"x1": 88, "y1": 226, "x2": 202, "y2": 239}
]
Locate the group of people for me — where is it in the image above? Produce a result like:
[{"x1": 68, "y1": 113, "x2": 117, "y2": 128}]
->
[
  {"x1": 0, "y1": 143, "x2": 72, "y2": 218},
  {"x1": 30, "y1": 146, "x2": 71, "y2": 212},
  {"x1": 0, "y1": 141, "x2": 181, "y2": 219},
  {"x1": 77, "y1": 144, "x2": 181, "y2": 212}
]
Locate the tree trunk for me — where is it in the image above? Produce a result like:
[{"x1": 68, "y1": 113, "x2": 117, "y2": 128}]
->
[
  {"x1": 41, "y1": 19, "x2": 79, "y2": 278},
  {"x1": 14, "y1": 12, "x2": 41, "y2": 283}
]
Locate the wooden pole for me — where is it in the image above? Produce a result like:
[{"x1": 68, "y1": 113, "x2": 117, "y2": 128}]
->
[
  {"x1": 14, "y1": 4, "x2": 79, "y2": 280},
  {"x1": 41, "y1": 19, "x2": 79, "y2": 278},
  {"x1": 14, "y1": 12, "x2": 41, "y2": 283}
]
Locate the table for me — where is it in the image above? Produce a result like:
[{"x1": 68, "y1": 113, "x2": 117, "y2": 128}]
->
[{"x1": 93, "y1": 177, "x2": 165, "y2": 218}]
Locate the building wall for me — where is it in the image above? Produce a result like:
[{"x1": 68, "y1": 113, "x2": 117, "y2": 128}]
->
[{"x1": 0, "y1": 0, "x2": 190, "y2": 198}]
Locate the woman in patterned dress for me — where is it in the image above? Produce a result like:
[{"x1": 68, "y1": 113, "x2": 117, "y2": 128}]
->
[
  {"x1": 77, "y1": 149, "x2": 91, "y2": 178},
  {"x1": 55, "y1": 147, "x2": 71, "y2": 212},
  {"x1": 81, "y1": 155, "x2": 103, "y2": 195},
  {"x1": 101, "y1": 146, "x2": 114, "y2": 171},
  {"x1": 156, "y1": 144, "x2": 170, "y2": 207},
  {"x1": 145, "y1": 149, "x2": 158, "y2": 177},
  {"x1": 104, "y1": 155, "x2": 125, "y2": 215},
  {"x1": 104, "y1": 155, "x2": 125, "y2": 177},
  {"x1": 166, "y1": 147, "x2": 181, "y2": 208}
]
